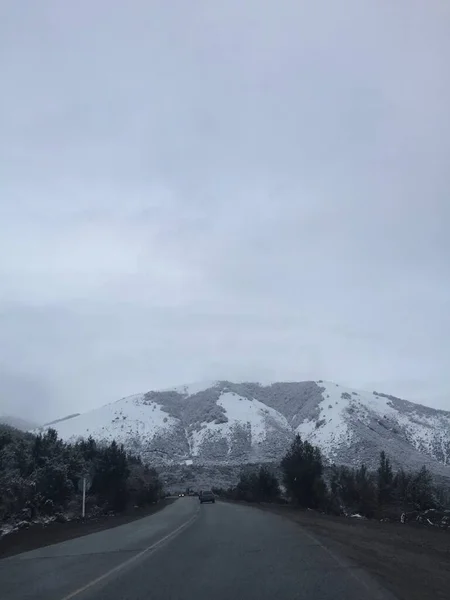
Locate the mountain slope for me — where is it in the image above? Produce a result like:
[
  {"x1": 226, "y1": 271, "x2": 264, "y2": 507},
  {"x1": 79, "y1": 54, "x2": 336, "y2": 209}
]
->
[
  {"x1": 44, "y1": 413, "x2": 80, "y2": 426},
  {"x1": 36, "y1": 381, "x2": 450, "y2": 477},
  {"x1": 0, "y1": 415, "x2": 39, "y2": 431}
]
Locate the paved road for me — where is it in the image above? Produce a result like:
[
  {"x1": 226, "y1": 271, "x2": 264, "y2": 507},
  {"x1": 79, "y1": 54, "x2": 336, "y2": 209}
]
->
[{"x1": 1, "y1": 498, "x2": 394, "y2": 600}]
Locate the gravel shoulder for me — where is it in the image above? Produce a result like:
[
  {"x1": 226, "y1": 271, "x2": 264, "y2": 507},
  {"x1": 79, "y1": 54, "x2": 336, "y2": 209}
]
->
[
  {"x1": 254, "y1": 503, "x2": 450, "y2": 600},
  {"x1": 0, "y1": 498, "x2": 175, "y2": 559}
]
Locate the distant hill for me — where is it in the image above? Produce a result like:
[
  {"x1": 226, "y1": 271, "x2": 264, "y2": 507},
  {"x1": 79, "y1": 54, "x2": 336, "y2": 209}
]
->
[{"x1": 0, "y1": 415, "x2": 39, "y2": 432}]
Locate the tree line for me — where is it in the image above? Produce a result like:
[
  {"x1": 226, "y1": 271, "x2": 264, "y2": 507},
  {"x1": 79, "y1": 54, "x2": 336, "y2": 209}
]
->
[
  {"x1": 214, "y1": 435, "x2": 449, "y2": 518},
  {"x1": 0, "y1": 425, "x2": 162, "y2": 524}
]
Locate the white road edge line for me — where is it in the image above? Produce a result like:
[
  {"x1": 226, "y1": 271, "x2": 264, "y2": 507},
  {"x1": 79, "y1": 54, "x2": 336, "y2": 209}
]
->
[{"x1": 59, "y1": 510, "x2": 199, "y2": 600}]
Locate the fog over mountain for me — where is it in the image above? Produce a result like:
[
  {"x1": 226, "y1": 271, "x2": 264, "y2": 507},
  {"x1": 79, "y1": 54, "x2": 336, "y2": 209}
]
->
[{"x1": 1, "y1": 1, "x2": 449, "y2": 422}]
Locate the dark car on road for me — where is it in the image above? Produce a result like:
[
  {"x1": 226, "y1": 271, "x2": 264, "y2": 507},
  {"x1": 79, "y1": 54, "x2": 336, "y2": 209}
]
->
[{"x1": 199, "y1": 490, "x2": 215, "y2": 504}]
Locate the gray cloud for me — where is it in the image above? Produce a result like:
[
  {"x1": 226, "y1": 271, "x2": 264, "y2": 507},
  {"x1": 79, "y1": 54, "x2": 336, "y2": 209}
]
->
[{"x1": 1, "y1": 1, "x2": 449, "y2": 421}]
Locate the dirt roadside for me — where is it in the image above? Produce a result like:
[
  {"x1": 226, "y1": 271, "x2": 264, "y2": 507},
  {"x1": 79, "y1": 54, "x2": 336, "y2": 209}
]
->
[
  {"x1": 255, "y1": 503, "x2": 450, "y2": 600},
  {"x1": 0, "y1": 498, "x2": 176, "y2": 559}
]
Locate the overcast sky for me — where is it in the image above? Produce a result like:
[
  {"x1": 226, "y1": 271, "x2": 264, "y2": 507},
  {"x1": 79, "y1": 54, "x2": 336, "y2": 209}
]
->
[{"x1": 1, "y1": 1, "x2": 449, "y2": 422}]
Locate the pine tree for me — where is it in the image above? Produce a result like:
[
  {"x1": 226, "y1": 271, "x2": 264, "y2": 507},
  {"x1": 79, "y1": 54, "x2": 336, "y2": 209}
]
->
[
  {"x1": 93, "y1": 441, "x2": 130, "y2": 511},
  {"x1": 236, "y1": 471, "x2": 259, "y2": 502},
  {"x1": 257, "y1": 466, "x2": 280, "y2": 502},
  {"x1": 392, "y1": 468, "x2": 412, "y2": 508},
  {"x1": 377, "y1": 451, "x2": 394, "y2": 506},
  {"x1": 329, "y1": 462, "x2": 378, "y2": 517},
  {"x1": 0, "y1": 425, "x2": 164, "y2": 522},
  {"x1": 355, "y1": 464, "x2": 377, "y2": 517},
  {"x1": 281, "y1": 435, "x2": 325, "y2": 508},
  {"x1": 408, "y1": 466, "x2": 435, "y2": 510}
]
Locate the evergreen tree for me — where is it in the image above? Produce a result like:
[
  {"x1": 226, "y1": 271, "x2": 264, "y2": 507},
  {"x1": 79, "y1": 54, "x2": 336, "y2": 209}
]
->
[
  {"x1": 377, "y1": 451, "x2": 394, "y2": 506},
  {"x1": 92, "y1": 441, "x2": 130, "y2": 511},
  {"x1": 0, "y1": 424, "x2": 164, "y2": 522},
  {"x1": 354, "y1": 464, "x2": 377, "y2": 517},
  {"x1": 329, "y1": 463, "x2": 377, "y2": 517},
  {"x1": 235, "y1": 466, "x2": 281, "y2": 503},
  {"x1": 257, "y1": 466, "x2": 280, "y2": 502},
  {"x1": 236, "y1": 471, "x2": 259, "y2": 502},
  {"x1": 128, "y1": 464, "x2": 162, "y2": 506},
  {"x1": 392, "y1": 468, "x2": 412, "y2": 508},
  {"x1": 407, "y1": 466, "x2": 435, "y2": 510},
  {"x1": 281, "y1": 435, "x2": 325, "y2": 508}
]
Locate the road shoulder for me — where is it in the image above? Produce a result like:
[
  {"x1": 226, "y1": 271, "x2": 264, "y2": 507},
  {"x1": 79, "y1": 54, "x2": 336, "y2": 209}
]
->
[
  {"x1": 0, "y1": 499, "x2": 175, "y2": 559},
  {"x1": 239, "y1": 502, "x2": 450, "y2": 600}
]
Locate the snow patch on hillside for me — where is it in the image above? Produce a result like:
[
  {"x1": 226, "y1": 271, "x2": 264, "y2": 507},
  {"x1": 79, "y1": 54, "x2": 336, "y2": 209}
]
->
[
  {"x1": 294, "y1": 381, "x2": 450, "y2": 468},
  {"x1": 41, "y1": 394, "x2": 177, "y2": 443},
  {"x1": 218, "y1": 392, "x2": 287, "y2": 441},
  {"x1": 190, "y1": 422, "x2": 220, "y2": 456},
  {"x1": 296, "y1": 381, "x2": 352, "y2": 457},
  {"x1": 37, "y1": 379, "x2": 450, "y2": 476},
  {"x1": 356, "y1": 389, "x2": 450, "y2": 457},
  {"x1": 188, "y1": 391, "x2": 289, "y2": 455}
]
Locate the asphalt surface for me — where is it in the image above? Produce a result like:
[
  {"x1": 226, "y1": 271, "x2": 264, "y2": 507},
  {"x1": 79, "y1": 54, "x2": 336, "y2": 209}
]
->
[{"x1": 1, "y1": 498, "x2": 395, "y2": 600}]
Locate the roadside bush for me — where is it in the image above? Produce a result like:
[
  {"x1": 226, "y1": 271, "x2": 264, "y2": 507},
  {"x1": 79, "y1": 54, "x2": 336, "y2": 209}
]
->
[
  {"x1": 128, "y1": 464, "x2": 163, "y2": 506},
  {"x1": 235, "y1": 466, "x2": 281, "y2": 503},
  {"x1": 330, "y1": 464, "x2": 377, "y2": 518},
  {"x1": 330, "y1": 453, "x2": 442, "y2": 519}
]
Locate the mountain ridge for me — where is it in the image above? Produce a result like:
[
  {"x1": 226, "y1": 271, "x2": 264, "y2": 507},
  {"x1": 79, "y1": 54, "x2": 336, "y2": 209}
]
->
[{"x1": 35, "y1": 380, "x2": 450, "y2": 478}]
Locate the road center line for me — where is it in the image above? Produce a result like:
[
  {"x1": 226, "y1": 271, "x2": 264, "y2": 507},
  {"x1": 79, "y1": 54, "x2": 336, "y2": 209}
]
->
[{"x1": 59, "y1": 510, "x2": 199, "y2": 600}]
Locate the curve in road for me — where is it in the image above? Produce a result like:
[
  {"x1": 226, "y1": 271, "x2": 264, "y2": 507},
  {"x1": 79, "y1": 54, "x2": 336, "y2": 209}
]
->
[{"x1": 0, "y1": 498, "x2": 395, "y2": 600}]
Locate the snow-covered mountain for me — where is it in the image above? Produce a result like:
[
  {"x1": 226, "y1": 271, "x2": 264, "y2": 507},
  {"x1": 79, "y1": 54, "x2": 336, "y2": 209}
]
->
[{"x1": 36, "y1": 381, "x2": 450, "y2": 477}]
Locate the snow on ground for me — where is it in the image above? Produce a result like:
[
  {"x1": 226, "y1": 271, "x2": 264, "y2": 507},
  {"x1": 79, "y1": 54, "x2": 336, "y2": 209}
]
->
[
  {"x1": 39, "y1": 394, "x2": 177, "y2": 443},
  {"x1": 296, "y1": 380, "x2": 436, "y2": 459},
  {"x1": 189, "y1": 391, "x2": 289, "y2": 455},
  {"x1": 190, "y1": 424, "x2": 217, "y2": 456},
  {"x1": 0, "y1": 523, "x2": 18, "y2": 538},
  {"x1": 297, "y1": 381, "x2": 450, "y2": 462},
  {"x1": 354, "y1": 387, "x2": 450, "y2": 456},
  {"x1": 218, "y1": 392, "x2": 288, "y2": 439},
  {"x1": 33, "y1": 379, "x2": 450, "y2": 470},
  {"x1": 296, "y1": 381, "x2": 352, "y2": 458}
]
